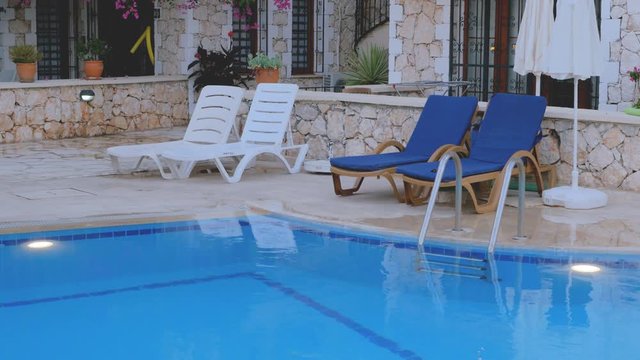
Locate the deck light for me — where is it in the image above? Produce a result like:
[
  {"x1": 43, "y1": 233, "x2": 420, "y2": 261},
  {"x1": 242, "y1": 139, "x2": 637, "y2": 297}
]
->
[
  {"x1": 571, "y1": 264, "x2": 601, "y2": 273},
  {"x1": 26, "y1": 240, "x2": 54, "y2": 249},
  {"x1": 79, "y1": 89, "x2": 95, "y2": 102}
]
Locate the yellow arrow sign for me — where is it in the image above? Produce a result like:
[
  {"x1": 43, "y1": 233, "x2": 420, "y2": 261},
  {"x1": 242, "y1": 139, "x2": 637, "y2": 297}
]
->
[{"x1": 130, "y1": 26, "x2": 155, "y2": 65}]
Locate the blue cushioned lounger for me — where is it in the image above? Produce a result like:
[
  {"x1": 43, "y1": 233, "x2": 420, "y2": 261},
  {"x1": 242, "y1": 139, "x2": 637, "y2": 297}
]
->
[
  {"x1": 330, "y1": 95, "x2": 478, "y2": 201},
  {"x1": 398, "y1": 93, "x2": 548, "y2": 213}
]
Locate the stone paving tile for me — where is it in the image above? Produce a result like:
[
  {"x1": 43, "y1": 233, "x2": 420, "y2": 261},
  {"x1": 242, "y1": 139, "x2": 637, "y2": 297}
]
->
[
  {"x1": 0, "y1": 128, "x2": 184, "y2": 182},
  {"x1": 0, "y1": 126, "x2": 639, "y2": 254}
]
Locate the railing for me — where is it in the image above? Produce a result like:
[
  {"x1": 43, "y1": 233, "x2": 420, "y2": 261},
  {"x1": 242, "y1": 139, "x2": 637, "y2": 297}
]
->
[
  {"x1": 487, "y1": 157, "x2": 528, "y2": 253},
  {"x1": 417, "y1": 151, "x2": 464, "y2": 246},
  {"x1": 417, "y1": 152, "x2": 528, "y2": 255},
  {"x1": 354, "y1": 0, "x2": 389, "y2": 47}
]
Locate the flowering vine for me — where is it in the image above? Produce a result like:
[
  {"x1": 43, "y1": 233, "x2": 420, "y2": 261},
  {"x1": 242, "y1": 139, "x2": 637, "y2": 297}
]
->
[{"x1": 115, "y1": 0, "x2": 290, "y2": 21}]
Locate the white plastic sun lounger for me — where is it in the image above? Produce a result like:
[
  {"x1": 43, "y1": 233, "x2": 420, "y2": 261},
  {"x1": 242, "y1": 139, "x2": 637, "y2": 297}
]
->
[
  {"x1": 160, "y1": 83, "x2": 308, "y2": 183},
  {"x1": 106, "y1": 85, "x2": 245, "y2": 179}
]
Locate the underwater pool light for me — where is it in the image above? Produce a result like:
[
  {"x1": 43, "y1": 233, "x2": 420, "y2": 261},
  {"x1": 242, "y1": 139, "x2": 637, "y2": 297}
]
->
[
  {"x1": 26, "y1": 240, "x2": 54, "y2": 249},
  {"x1": 571, "y1": 264, "x2": 601, "y2": 273}
]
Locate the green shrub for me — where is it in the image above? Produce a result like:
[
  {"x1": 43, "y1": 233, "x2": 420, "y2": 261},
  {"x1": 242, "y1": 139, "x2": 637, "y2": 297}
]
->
[
  {"x1": 9, "y1": 45, "x2": 42, "y2": 63},
  {"x1": 344, "y1": 45, "x2": 389, "y2": 85}
]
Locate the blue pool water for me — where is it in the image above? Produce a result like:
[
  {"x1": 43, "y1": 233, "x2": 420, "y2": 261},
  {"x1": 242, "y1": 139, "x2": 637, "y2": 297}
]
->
[{"x1": 0, "y1": 215, "x2": 639, "y2": 359}]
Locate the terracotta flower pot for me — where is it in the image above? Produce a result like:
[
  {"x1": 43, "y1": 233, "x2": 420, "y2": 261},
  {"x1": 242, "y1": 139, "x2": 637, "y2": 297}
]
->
[
  {"x1": 15, "y1": 62, "x2": 36, "y2": 83},
  {"x1": 255, "y1": 68, "x2": 280, "y2": 84},
  {"x1": 84, "y1": 60, "x2": 104, "y2": 80}
]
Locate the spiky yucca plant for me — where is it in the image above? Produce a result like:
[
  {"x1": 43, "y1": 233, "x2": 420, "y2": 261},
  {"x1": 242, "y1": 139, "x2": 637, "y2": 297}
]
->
[{"x1": 344, "y1": 45, "x2": 389, "y2": 86}]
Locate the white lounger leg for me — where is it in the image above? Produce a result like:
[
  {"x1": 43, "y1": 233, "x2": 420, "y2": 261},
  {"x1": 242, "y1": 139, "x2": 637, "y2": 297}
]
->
[
  {"x1": 110, "y1": 155, "x2": 148, "y2": 174},
  {"x1": 213, "y1": 152, "x2": 259, "y2": 183},
  {"x1": 162, "y1": 157, "x2": 197, "y2": 180},
  {"x1": 273, "y1": 144, "x2": 308, "y2": 174},
  {"x1": 110, "y1": 155, "x2": 123, "y2": 173}
]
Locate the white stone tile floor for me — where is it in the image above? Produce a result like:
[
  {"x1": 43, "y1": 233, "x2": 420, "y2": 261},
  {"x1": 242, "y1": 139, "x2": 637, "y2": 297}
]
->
[{"x1": 1, "y1": 127, "x2": 639, "y2": 254}]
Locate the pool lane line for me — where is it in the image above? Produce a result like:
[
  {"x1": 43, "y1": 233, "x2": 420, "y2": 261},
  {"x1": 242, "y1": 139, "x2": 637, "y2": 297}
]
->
[
  {"x1": 0, "y1": 272, "x2": 253, "y2": 308},
  {"x1": 2, "y1": 271, "x2": 423, "y2": 359},
  {"x1": 250, "y1": 273, "x2": 423, "y2": 360}
]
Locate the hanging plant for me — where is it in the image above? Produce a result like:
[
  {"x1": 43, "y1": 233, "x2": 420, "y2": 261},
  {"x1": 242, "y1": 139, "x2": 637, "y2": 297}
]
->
[
  {"x1": 4, "y1": 0, "x2": 32, "y2": 8},
  {"x1": 115, "y1": 0, "x2": 290, "y2": 21}
]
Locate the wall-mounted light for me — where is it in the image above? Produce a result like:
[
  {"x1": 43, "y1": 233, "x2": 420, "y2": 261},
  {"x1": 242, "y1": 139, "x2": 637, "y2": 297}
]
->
[{"x1": 79, "y1": 89, "x2": 95, "y2": 102}]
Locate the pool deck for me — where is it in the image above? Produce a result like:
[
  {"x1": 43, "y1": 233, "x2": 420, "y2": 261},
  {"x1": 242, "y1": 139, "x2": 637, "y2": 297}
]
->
[{"x1": 1, "y1": 127, "x2": 639, "y2": 254}]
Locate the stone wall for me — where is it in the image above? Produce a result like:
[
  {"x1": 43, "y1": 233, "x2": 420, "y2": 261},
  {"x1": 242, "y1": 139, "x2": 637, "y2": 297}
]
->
[
  {"x1": 155, "y1": 4, "x2": 186, "y2": 76},
  {"x1": 0, "y1": 79, "x2": 188, "y2": 143},
  {"x1": 292, "y1": 98, "x2": 421, "y2": 160},
  {"x1": 607, "y1": 0, "x2": 640, "y2": 111},
  {"x1": 330, "y1": 0, "x2": 356, "y2": 72},
  {"x1": 539, "y1": 119, "x2": 640, "y2": 191},
  {"x1": 0, "y1": 0, "x2": 36, "y2": 72},
  {"x1": 388, "y1": 0, "x2": 447, "y2": 83},
  {"x1": 288, "y1": 93, "x2": 640, "y2": 191}
]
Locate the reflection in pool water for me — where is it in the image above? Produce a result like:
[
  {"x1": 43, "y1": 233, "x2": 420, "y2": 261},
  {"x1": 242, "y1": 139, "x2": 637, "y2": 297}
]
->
[{"x1": 0, "y1": 215, "x2": 637, "y2": 359}]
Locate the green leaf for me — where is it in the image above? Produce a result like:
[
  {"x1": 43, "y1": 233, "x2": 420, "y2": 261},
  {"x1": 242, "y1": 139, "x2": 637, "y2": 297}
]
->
[{"x1": 344, "y1": 45, "x2": 388, "y2": 86}]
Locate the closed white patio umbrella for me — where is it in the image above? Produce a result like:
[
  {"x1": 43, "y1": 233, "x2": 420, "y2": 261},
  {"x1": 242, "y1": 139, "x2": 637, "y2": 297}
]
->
[
  {"x1": 541, "y1": 0, "x2": 607, "y2": 209},
  {"x1": 513, "y1": 0, "x2": 554, "y2": 96}
]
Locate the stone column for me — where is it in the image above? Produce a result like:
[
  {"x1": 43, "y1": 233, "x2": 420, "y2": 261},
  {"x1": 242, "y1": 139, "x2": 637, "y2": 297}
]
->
[
  {"x1": 389, "y1": 0, "x2": 444, "y2": 83},
  {"x1": 617, "y1": 0, "x2": 640, "y2": 111},
  {"x1": 270, "y1": 0, "x2": 290, "y2": 78}
]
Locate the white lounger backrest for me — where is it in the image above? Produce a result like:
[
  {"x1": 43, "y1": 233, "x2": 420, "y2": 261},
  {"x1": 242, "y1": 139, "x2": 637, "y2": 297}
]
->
[
  {"x1": 183, "y1": 85, "x2": 245, "y2": 144},
  {"x1": 241, "y1": 83, "x2": 298, "y2": 146}
]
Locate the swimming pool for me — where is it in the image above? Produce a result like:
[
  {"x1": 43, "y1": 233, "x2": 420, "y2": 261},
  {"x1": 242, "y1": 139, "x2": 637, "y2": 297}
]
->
[{"x1": 0, "y1": 215, "x2": 638, "y2": 359}]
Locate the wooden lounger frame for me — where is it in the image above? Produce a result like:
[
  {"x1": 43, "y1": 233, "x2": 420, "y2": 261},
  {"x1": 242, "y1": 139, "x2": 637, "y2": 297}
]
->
[
  {"x1": 331, "y1": 142, "x2": 466, "y2": 202},
  {"x1": 403, "y1": 150, "x2": 547, "y2": 214}
]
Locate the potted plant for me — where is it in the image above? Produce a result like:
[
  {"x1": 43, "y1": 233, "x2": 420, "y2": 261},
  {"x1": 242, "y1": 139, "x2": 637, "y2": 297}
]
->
[
  {"x1": 77, "y1": 38, "x2": 110, "y2": 79},
  {"x1": 625, "y1": 66, "x2": 640, "y2": 116},
  {"x1": 188, "y1": 44, "x2": 251, "y2": 91},
  {"x1": 248, "y1": 52, "x2": 282, "y2": 84},
  {"x1": 9, "y1": 45, "x2": 42, "y2": 83}
]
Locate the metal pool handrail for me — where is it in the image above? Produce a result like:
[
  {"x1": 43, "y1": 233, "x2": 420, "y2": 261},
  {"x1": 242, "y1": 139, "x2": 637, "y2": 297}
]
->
[
  {"x1": 417, "y1": 152, "x2": 528, "y2": 254},
  {"x1": 417, "y1": 150, "x2": 463, "y2": 246},
  {"x1": 487, "y1": 157, "x2": 528, "y2": 253}
]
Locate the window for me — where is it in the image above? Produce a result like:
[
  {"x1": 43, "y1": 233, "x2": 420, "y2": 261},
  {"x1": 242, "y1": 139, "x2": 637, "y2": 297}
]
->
[
  {"x1": 36, "y1": 0, "x2": 78, "y2": 79},
  {"x1": 291, "y1": 0, "x2": 314, "y2": 74},
  {"x1": 232, "y1": 0, "x2": 268, "y2": 68}
]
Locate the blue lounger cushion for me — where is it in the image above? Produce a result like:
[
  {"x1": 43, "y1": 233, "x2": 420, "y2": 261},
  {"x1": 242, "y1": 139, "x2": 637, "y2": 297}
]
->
[
  {"x1": 330, "y1": 95, "x2": 478, "y2": 172},
  {"x1": 469, "y1": 93, "x2": 547, "y2": 164},
  {"x1": 330, "y1": 152, "x2": 429, "y2": 172},
  {"x1": 397, "y1": 158, "x2": 505, "y2": 182},
  {"x1": 398, "y1": 93, "x2": 547, "y2": 182}
]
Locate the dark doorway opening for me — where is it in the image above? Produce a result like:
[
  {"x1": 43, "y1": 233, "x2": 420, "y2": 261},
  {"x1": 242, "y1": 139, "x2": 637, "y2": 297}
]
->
[{"x1": 98, "y1": 1, "x2": 154, "y2": 77}]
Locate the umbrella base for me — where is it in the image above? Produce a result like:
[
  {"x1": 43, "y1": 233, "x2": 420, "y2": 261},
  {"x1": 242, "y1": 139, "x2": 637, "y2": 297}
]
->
[{"x1": 542, "y1": 186, "x2": 607, "y2": 210}]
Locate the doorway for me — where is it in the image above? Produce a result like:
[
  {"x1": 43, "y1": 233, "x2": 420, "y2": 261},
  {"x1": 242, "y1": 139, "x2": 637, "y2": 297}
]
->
[{"x1": 97, "y1": 0, "x2": 154, "y2": 77}]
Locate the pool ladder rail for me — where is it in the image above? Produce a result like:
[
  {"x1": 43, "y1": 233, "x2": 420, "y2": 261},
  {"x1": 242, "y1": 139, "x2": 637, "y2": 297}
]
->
[
  {"x1": 415, "y1": 249, "x2": 493, "y2": 280},
  {"x1": 416, "y1": 151, "x2": 529, "y2": 254}
]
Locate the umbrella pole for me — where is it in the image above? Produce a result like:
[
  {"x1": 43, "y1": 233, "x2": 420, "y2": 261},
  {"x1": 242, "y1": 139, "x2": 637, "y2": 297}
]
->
[
  {"x1": 535, "y1": 74, "x2": 541, "y2": 96},
  {"x1": 572, "y1": 78, "x2": 579, "y2": 189}
]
